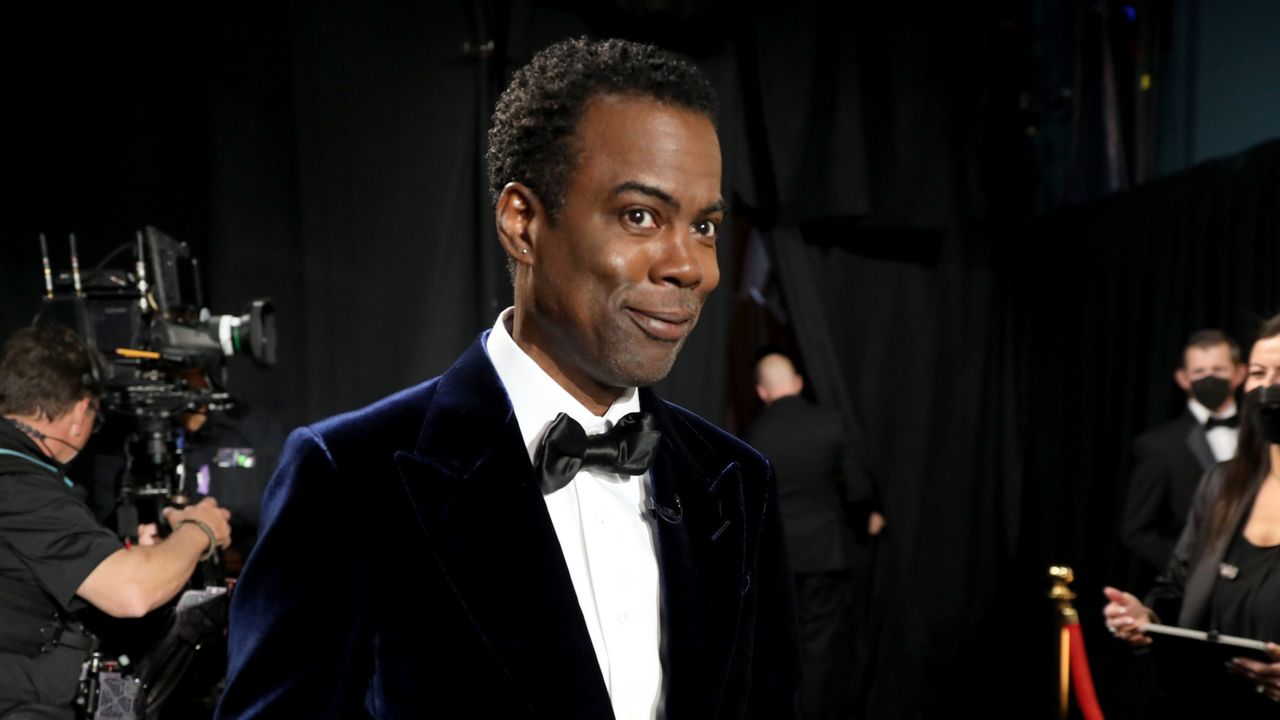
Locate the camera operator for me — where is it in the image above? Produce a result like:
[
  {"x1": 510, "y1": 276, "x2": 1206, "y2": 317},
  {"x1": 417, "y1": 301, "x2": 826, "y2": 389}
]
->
[{"x1": 0, "y1": 325, "x2": 232, "y2": 720}]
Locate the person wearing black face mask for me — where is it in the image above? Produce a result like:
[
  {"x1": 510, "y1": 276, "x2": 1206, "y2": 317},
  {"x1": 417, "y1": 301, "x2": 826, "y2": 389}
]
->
[
  {"x1": 1105, "y1": 314, "x2": 1280, "y2": 715},
  {"x1": 1122, "y1": 329, "x2": 1247, "y2": 590}
]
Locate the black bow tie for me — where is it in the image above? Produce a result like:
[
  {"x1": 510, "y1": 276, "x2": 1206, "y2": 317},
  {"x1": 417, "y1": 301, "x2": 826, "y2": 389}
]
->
[
  {"x1": 534, "y1": 411, "x2": 662, "y2": 495},
  {"x1": 1205, "y1": 414, "x2": 1240, "y2": 430}
]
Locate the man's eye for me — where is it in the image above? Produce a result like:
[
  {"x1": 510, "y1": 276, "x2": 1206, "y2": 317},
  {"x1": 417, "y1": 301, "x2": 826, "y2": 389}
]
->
[
  {"x1": 625, "y1": 209, "x2": 658, "y2": 229},
  {"x1": 692, "y1": 219, "x2": 719, "y2": 238}
]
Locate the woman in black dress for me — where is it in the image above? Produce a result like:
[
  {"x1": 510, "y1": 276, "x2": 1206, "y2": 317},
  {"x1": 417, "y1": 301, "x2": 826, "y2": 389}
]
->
[{"x1": 1104, "y1": 314, "x2": 1280, "y2": 713}]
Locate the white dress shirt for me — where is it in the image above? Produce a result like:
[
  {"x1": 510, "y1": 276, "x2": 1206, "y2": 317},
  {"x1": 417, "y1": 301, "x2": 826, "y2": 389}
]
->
[
  {"x1": 485, "y1": 309, "x2": 663, "y2": 720},
  {"x1": 1188, "y1": 398, "x2": 1240, "y2": 462}
]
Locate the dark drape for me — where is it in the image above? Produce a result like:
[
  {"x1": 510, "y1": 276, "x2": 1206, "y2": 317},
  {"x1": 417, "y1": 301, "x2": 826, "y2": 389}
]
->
[
  {"x1": 1012, "y1": 139, "x2": 1280, "y2": 714},
  {"x1": 4, "y1": 5, "x2": 217, "y2": 352},
  {"x1": 282, "y1": 1, "x2": 501, "y2": 422},
  {"x1": 755, "y1": 138, "x2": 1280, "y2": 718},
  {"x1": 764, "y1": 221, "x2": 1024, "y2": 716},
  {"x1": 204, "y1": 0, "x2": 880, "y2": 426},
  {"x1": 4, "y1": 0, "x2": 911, "y2": 427},
  {"x1": 743, "y1": 3, "x2": 870, "y2": 223},
  {"x1": 766, "y1": 226, "x2": 875, "y2": 501},
  {"x1": 202, "y1": 2, "x2": 307, "y2": 435}
]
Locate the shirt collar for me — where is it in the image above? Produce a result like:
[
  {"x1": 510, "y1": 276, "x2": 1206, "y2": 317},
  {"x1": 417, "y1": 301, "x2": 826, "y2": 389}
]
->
[
  {"x1": 0, "y1": 417, "x2": 68, "y2": 477},
  {"x1": 485, "y1": 308, "x2": 641, "y2": 463}
]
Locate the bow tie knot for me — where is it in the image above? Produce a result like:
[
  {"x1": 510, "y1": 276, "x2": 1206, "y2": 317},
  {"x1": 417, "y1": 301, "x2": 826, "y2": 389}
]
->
[
  {"x1": 1205, "y1": 414, "x2": 1240, "y2": 431},
  {"x1": 535, "y1": 411, "x2": 661, "y2": 495}
]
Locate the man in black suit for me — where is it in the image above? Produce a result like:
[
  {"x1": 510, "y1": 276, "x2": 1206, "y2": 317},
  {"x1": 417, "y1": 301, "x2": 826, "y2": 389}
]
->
[
  {"x1": 1122, "y1": 329, "x2": 1246, "y2": 589},
  {"x1": 216, "y1": 38, "x2": 800, "y2": 719},
  {"x1": 744, "y1": 351, "x2": 880, "y2": 720}
]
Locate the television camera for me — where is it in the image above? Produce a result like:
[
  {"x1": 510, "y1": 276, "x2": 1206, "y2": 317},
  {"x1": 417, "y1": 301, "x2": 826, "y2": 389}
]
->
[
  {"x1": 35, "y1": 227, "x2": 275, "y2": 549},
  {"x1": 34, "y1": 227, "x2": 275, "y2": 719}
]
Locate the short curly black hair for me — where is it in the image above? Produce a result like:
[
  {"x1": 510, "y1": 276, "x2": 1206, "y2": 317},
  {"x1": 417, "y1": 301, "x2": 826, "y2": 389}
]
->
[{"x1": 486, "y1": 37, "x2": 718, "y2": 217}]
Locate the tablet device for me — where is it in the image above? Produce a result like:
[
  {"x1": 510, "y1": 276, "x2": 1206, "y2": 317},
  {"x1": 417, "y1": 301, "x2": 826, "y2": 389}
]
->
[
  {"x1": 1142, "y1": 624, "x2": 1278, "y2": 715},
  {"x1": 1144, "y1": 623, "x2": 1273, "y2": 665}
]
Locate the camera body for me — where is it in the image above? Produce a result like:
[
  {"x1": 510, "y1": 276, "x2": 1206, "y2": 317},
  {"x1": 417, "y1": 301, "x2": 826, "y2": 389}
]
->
[
  {"x1": 39, "y1": 226, "x2": 273, "y2": 407},
  {"x1": 36, "y1": 227, "x2": 275, "y2": 522},
  {"x1": 29, "y1": 227, "x2": 270, "y2": 718}
]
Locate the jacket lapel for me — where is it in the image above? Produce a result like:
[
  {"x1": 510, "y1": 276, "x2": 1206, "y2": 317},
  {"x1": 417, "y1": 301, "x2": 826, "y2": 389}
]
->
[
  {"x1": 1183, "y1": 416, "x2": 1215, "y2": 470},
  {"x1": 1181, "y1": 470, "x2": 1262, "y2": 628},
  {"x1": 392, "y1": 337, "x2": 612, "y2": 718},
  {"x1": 644, "y1": 389, "x2": 747, "y2": 718}
]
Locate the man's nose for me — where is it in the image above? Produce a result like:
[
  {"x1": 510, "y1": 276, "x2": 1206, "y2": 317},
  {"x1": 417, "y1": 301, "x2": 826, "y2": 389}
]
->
[{"x1": 653, "y1": 231, "x2": 712, "y2": 290}]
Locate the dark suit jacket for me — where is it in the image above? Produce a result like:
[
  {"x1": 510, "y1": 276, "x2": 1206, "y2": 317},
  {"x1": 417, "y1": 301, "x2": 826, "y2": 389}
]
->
[
  {"x1": 1122, "y1": 410, "x2": 1215, "y2": 577},
  {"x1": 215, "y1": 334, "x2": 800, "y2": 719},
  {"x1": 743, "y1": 396, "x2": 858, "y2": 574}
]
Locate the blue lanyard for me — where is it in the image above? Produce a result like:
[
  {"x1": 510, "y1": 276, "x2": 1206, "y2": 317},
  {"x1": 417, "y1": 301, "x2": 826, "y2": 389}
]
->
[{"x1": 0, "y1": 448, "x2": 74, "y2": 488}]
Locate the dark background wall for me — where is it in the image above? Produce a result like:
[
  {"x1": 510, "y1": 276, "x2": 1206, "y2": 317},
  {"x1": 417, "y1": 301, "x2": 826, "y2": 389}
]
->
[
  {"x1": 4, "y1": 1, "x2": 1280, "y2": 716},
  {"x1": 1161, "y1": 0, "x2": 1280, "y2": 172}
]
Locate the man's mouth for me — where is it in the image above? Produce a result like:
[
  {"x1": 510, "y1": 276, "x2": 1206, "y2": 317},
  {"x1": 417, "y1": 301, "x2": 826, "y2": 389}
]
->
[{"x1": 625, "y1": 307, "x2": 697, "y2": 342}]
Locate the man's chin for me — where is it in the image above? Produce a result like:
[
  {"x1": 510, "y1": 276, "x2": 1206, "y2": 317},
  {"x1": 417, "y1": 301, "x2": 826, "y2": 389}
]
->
[{"x1": 603, "y1": 345, "x2": 684, "y2": 389}]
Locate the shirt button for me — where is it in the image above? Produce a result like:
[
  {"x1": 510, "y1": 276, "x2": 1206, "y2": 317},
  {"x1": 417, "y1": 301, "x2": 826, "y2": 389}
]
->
[{"x1": 616, "y1": 611, "x2": 629, "y2": 624}]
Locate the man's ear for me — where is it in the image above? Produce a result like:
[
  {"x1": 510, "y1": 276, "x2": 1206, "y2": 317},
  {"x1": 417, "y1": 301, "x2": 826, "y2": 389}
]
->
[
  {"x1": 68, "y1": 395, "x2": 92, "y2": 435},
  {"x1": 496, "y1": 182, "x2": 544, "y2": 267},
  {"x1": 756, "y1": 383, "x2": 770, "y2": 404},
  {"x1": 1174, "y1": 368, "x2": 1191, "y2": 392}
]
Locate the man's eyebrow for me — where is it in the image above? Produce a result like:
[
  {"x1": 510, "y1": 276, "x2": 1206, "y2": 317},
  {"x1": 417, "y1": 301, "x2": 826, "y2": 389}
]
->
[
  {"x1": 613, "y1": 181, "x2": 678, "y2": 209},
  {"x1": 698, "y1": 199, "x2": 728, "y2": 216},
  {"x1": 613, "y1": 182, "x2": 727, "y2": 217}
]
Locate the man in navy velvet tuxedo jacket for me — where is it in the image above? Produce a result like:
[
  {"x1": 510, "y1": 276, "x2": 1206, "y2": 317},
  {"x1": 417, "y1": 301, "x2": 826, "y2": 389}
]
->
[{"x1": 216, "y1": 38, "x2": 800, "y2": 719}]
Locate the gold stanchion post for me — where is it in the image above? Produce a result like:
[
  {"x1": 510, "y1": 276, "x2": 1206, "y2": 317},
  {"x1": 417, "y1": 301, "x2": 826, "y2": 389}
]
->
[{"x1": 1048, "y1": 565, "x2": 1078, "y2": 720}]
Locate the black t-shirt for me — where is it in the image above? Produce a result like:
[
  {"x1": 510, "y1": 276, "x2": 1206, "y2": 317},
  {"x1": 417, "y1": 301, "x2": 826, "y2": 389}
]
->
[{"x1": 0, "y1": 419, "x2": 121, "y2": 613}]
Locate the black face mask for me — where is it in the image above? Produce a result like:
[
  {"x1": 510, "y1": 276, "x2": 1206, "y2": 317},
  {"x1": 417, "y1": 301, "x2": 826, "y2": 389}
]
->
[
  {"x1": 1190, "y1": 375, "x2": 1232, "y2": 410},
  {"x1": 1254, "y1": 385, "x2": 1280, "y2": 445}
]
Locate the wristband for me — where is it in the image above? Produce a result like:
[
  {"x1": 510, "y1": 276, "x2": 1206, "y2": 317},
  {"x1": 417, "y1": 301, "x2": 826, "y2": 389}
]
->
[{"x1": 177, "y1": 519, "x2": 218, "y2": 561}]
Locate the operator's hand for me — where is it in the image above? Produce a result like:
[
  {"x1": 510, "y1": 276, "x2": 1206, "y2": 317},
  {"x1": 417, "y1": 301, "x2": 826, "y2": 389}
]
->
[
  {"x1": 136, "y1": 523, "x2": 160, "y2": 546},
  {"x1": 163, "y1": 496, "x2": 232, "y2": 551}
]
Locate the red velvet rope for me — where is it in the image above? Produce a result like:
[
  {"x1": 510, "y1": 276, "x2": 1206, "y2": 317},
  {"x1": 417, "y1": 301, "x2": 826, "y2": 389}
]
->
[{"x1": 1065, "y1": 620, "x2": 1105, "y2": 720}]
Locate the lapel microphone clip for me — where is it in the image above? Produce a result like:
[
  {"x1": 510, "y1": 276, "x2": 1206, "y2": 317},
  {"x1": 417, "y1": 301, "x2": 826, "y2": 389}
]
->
[{"x1": 645, "y1": 494, "x2": 683, "y2": 524}]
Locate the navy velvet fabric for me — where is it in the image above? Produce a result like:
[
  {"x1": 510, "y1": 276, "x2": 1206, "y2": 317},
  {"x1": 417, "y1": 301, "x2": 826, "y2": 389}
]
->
[{"x1": 215, "y1": 333, "x2": 800, "y2": 719}]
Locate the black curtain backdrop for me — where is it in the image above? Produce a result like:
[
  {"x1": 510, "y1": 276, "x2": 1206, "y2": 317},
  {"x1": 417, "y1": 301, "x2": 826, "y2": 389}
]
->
[
  {"x1": 5, "y1": 2, "x2": 1280, "y2": 717},
  {"x1": 751, "y1": 139, "x2": 1280, "y2": 716},
  {"x1": 763, "y1": 222, "x2": 1024, "y2": 716},
  {"x1": 1012, "y1": 139, "x2": 1280, "y2": 717},
  {"x1": 3, "y1": 0, "x2": 971, "y2": 422}
]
